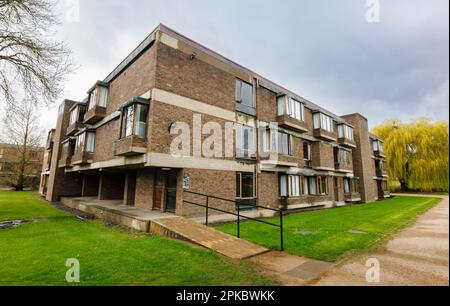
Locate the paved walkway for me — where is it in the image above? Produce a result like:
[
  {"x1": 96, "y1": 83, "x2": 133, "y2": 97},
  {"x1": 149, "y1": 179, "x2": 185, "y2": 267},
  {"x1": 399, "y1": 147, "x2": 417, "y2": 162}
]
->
[
  {"x1": 249, "y1": 251, "x2": 333, "y2": 285},
  {"x1": 313, "y1": 195, "x2": 449, "y2": 286}
]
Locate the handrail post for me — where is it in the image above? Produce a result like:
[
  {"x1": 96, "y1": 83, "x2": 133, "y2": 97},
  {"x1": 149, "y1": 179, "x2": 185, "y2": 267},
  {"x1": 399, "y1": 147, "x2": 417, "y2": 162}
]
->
[
  {"x1": 237, "y1": 203, "x2": 240, "y2": 238},
  {"x1": 280, "y1": 209, "x2": 284, "y2": 251},
  {"x1": 205, "y1": 196, "x2": 209, "y2": 226}
]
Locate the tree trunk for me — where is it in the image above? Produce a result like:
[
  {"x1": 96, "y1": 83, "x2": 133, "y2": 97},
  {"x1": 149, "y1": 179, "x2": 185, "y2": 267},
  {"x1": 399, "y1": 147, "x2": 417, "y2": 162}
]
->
[{"x1": 400, "y1": 180, "x2": 409, "y2": 192}]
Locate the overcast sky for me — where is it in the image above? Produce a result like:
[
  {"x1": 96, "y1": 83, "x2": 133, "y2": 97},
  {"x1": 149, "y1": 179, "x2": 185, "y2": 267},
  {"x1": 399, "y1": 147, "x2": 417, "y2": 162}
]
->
[{"x1": 41, "y1": 0, "x2": 449, "y2": 131}]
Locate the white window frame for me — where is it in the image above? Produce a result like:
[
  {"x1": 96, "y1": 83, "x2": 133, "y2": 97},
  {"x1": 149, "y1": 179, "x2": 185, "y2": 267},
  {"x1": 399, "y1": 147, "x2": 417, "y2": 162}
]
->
[{"x1": 236, "y1": 124, "x2": 256, "y2": 158}]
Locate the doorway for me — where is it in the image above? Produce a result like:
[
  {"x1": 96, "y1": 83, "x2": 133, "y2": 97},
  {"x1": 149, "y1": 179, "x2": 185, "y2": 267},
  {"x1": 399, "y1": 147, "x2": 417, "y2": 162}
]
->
[{"x1": 153, "y1": 169, "x2": 177, "y2": 213}]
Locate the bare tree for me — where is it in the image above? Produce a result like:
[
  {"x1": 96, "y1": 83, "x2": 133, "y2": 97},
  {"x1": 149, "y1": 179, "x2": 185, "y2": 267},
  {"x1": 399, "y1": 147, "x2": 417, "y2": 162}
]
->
[
  {"x1": 0, "y1": 0, "x2": 74, "y2": 106},
  {"x1": 3, "y1": 98, "x2": 44, "y2": 190}
]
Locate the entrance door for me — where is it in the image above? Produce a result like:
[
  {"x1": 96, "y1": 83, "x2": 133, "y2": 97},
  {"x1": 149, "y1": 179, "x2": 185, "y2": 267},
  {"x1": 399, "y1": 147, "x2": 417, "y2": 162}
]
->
[
  {"x1": 334, "y1": 177, "x2": 339, "y2": 202},
  {"x1": 165, "y1": 170, "x2": 177, "y2": 213}
]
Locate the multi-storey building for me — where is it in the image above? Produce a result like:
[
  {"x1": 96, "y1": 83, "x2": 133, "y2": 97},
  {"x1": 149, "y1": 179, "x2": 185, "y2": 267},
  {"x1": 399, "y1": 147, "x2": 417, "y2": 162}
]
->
[
  {"x1": 0, "y1": 143, "x2": 44, "y2": 189},
  {"x1": 39, "y1": 24, "x2": 390, "y2": 217}
]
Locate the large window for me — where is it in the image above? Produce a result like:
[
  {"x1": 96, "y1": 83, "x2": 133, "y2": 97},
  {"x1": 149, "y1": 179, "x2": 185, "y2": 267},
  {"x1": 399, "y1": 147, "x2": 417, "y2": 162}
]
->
[
  {"x1": 277, "y1": 96, "x2": 305, "y2": 121},
  {"x1": 272, "y1": 130, "x2": 293, "y2": 155},
  {"x1": 313, "y1": 113, "x2": 334, "y2": 133},
  {"x1": 236, "y1": 172, "x2": 256, "y2": 199},
  {"x1": 235, "y1": 79, "x2": 254, "y2": 108},
  {"x1": 86, "y1": 132, "x2": 95, "y2": 153},
  {"x1": 121, "y1": 103, "x2": 149, "y2": 139},
  {"x1": 336, "y1": 149, "x2": 351, "y2": 165},
  {"x1": 236, "y1": 124, "x2": 256, "y2": 159},
  {"x1": 338, "y1": 125, "x2": 354, "y2": 140},
  {"x1": 279, "y1": 175, "x2": 328, "y2": 197},
  {"x1": 88, "y1": 85, "x2": 109, "y2": 110}
]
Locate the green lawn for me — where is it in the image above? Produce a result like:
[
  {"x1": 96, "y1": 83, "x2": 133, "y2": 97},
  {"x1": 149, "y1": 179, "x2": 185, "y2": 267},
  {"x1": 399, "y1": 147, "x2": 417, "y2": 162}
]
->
[
  {"x1": 217, "y1": 196, "x2": 441, "y2": 262},
  {"x1": 0, "y1": 192, "x2": 277, "y2": 286}
]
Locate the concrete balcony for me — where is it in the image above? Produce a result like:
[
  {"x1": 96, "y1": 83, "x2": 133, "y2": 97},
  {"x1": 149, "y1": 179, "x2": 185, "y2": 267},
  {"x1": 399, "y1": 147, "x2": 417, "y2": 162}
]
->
[
  {"x1": 58, "y1": 155, "x2": 73, "y2": 168},
  {"x1": 71, "y1": 151, "x2": 93, "y2": 165},
  {"x1": 338, "y1": 137, "x2": 356, "y2": 149},
  {"x1": 113, "y1": 136, "x2": 147, "y2": 157},
  {"x1": 66, "y1": 122, "x2": 84, "y2": 136},
  {"x1": 313, "y1": 128, "x2": 337, "y2": 142},
  {"x1": 83, "y1": 105, "x2": 107, "y2": 124},
  {"x1": 276, "y1": 115, "x2": 308, "y2": 133},
  {"x1": 344, "y1": 193, "x2": 362, "y2": 203}
]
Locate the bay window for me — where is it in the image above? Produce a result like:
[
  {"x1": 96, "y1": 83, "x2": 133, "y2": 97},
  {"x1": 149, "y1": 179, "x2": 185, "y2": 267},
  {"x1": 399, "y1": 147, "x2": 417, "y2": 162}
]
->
[
  {"x1": 88, "y1": 83, "x2": 109, "y2": 110},
  {"x1": 75, "y1": 132, "x2": 95, "y2": 154},
  {"x1": 344, "y1": 178, "x2": 360, "y2": 194},
  {"x1": 336, "y1": 149, "x2": 351, "y2": 165},
  {"x1": 277, "y1": 96, "x2": 305, "y2": 121},
  {"x1": 69, "y1": 108, "x2": 78, "y2": 125},
  {"x1": 318, "y1": 176, "x2": 328, "y2": 195},
  {"x1": 338, "y1": 125, "x2": 354, "y2": 140},
  {"x1": 313, "y1": 112, "x2": 334, "y2": 133},
  {"x1": 121, "y1": 103, "x2": 149, "y2": 139}
]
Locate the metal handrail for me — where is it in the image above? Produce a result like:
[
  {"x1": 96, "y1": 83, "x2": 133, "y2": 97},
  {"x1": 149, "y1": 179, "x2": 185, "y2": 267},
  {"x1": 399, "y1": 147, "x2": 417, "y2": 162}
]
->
[{"x1": 183, "y1": 191, "x2": 284, "y2": 251}]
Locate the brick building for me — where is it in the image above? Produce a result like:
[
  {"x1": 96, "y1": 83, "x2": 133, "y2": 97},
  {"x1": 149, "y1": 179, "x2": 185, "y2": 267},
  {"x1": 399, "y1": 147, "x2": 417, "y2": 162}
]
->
[
  {"x1": 40, "y1": 24, "x2": 390, "y2": 216},
  {"x1": 0, "y1": 143, "x2": 44, "y2": 189}
]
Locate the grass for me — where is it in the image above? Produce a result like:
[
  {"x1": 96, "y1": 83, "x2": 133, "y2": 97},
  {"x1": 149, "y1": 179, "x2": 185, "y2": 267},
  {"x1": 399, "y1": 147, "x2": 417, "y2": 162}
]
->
[
  {"x1": 217, "y1": 196, "x2": 441, "y2": 262},
  {"x1": 0, "y1": 191, "x2": 70, "y2": 221},
  {"x1": 0, "y1": 192, "x2": 277, "y2": 286}
]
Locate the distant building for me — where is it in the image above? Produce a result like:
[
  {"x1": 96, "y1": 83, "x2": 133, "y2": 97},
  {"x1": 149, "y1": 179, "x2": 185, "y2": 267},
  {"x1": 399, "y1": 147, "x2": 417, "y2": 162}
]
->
[{"x1": 0, "y1": 143, "x2": 44, "y2": 190}]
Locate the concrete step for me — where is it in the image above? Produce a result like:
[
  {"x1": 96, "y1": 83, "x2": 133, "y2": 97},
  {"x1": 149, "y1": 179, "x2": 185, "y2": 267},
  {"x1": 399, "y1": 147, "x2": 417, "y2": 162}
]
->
[{"x1": 150, "y1": 217, "x2": 270, "y2": 260}]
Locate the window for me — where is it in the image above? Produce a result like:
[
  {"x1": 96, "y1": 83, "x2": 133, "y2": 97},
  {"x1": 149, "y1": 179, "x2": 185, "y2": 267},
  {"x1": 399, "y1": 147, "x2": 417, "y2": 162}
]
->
[
  {"x1": 69, "y1": 108, "x2": 78, "y2": 125},
  {"x1": 303, "y1": 142, "x2": 311, "y2": 161},
  {"x1": 280, "y1": 175, "x2": 307, "y2": 197},
  {"x1": 236, "y1": 124, "x2": 256, "y2": 159},
  {"x1": 308, "y1": 177, "x2": 317, "y2": 195},
  {"x1": 344, "y1": 178, "x2": 351, "y2": 194},
  {"x1": 86, "y1": 132, "x2": 95, "y2": 153},
  {"x1": 272, "y1": 130, "x2": 292, "y2": 155},
  {"x1": 75, "y1": 133, "x2": 85, "y2": 154},
  {"x1": 236, "y1": 172, "x2": 255, "y2": 199},
  {"x1": 121, "y1": 104, "x2": 149, "y2": 139},
  {"x1": 88, "y1": 86, "x2": 109, "y2": 109},
  {"x1": 277, "y1": 96, "x2": 305, "y2": 121},
  {"x1": 235, "y1": 79, "x2": 254, "y2": 108},
  {"x1": 338, "y1": 125, "x2": 354, "y2": 140},
  {"x1": 313, "y1": 113, "x2": 334, "y2": 133},
  {"x1": 98, "y1": 86, "x2": 108, "y2": 107},
  {"x1": 318, "y1": 176, "x2": 328, "y2": 195},
  {"x1": 337, "y1": 149, "x2": 351, "y2": 165},
  {"x1": 74, "y1": 132, "x2": 95, "y2": 154},
  {"x1": 88, "y1": 88, "x2": 97, "y2": 110},
  {"x1": 286, "y1": 98, "x2": 304, "y2": 121},
  {"x1": 135, "y1": 104, "x2": 149, "y2": 138},
  {"x1": 373, "y1": 140, "x2": 384, "y2": 153},
  {"x1": 122, "y1": 105, "x2": 134, "y2": 138},
  {"x1": 259, "y1": 127, "x2": 270, "y2": 153},
  {"x1": 0, "y1": 149, "x2": 4, "y2": 159}
]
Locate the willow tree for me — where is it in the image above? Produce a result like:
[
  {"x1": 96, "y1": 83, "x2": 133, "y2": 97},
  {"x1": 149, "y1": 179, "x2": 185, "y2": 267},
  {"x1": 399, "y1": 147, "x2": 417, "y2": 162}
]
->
[{"x1": 372, "y1": 118, "x2": 449, "y2": 192}]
